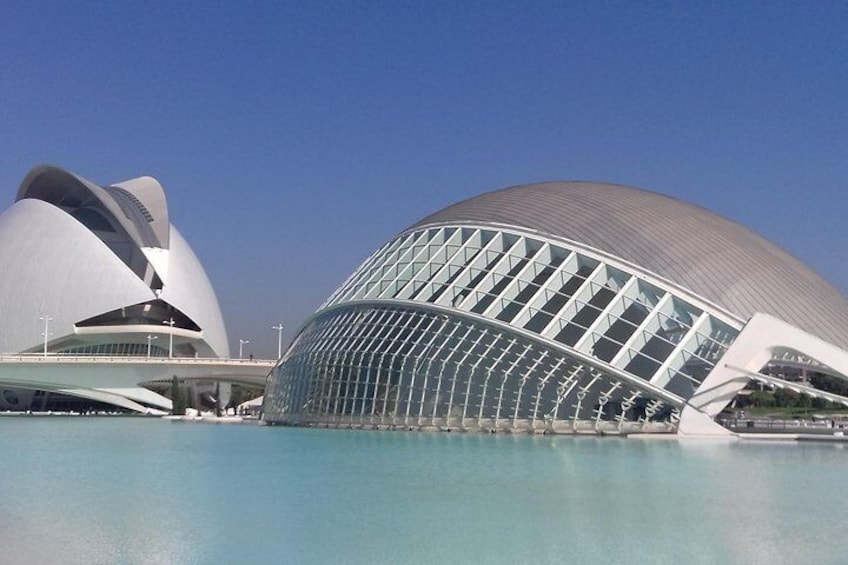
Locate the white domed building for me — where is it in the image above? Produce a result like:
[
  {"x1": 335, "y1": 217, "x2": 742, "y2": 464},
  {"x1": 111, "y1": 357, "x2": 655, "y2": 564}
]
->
[
  {"x1": 0, "y1": 166, "x2": 232, "y2": 412},
  {"x1": 263, "y1": 182, "x2": 848, "y2": 436}
]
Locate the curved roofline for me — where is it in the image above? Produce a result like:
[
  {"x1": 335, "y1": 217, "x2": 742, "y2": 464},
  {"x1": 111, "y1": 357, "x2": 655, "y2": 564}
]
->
[
  {"x1": 403, "y1": 219, "x2": 746, "y2": 329},
  {"x1": 18, "y1": 165, "x2": 167, "y2": 250},
  {"x1": 481, "y1": 180, "x2": 834, "y2": 292},
  {"x1": 407, "y1": 180, "x2": 848, "y2": 348},
  {"x1": 108, "y1": 175, "x2": 170, "y2": 248},
  {"x1": 414, "y1": 179, "x2": 773, "y2": 249}
]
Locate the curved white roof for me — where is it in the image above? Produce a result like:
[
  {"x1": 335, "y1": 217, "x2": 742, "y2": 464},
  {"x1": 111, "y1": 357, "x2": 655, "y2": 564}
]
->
[
  {"x1": 18, "y1": 166, "x2": 169, "y2": 250},
  {"x1": 413, "y1": 181, "x2": 848, "y2": 348},
  {"x1": 0, "y1": 166, "x2": 230, "y2": 357},
  {"x1": 160, "y1": 226, "x2": 230, "y2": 357},
  {"x1": 0, "y1": 198, "x2": 155, "y2": 353},
  {"x1": 109, "y1": 175, "x2": 170, "y2": 249}
]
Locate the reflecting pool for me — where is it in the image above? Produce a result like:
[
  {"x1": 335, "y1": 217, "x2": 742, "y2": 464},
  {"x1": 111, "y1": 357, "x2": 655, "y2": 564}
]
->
[{"x1": 1, "y1": 418, "x2": 845, "y2": 564}]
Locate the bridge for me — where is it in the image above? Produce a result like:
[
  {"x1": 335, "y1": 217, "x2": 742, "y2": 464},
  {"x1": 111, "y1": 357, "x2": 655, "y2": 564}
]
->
[
  {"x1": 728, "y1": 364, "x2": 848, "y2": 407},
  {"x1": 0, "y1": 354, "x2": 277, "y2": 414}
]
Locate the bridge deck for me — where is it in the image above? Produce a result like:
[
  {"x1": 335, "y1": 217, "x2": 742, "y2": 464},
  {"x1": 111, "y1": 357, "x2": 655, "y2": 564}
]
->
[{"x1": 0, "y1": 354, "x2": 276, "y2": 367}]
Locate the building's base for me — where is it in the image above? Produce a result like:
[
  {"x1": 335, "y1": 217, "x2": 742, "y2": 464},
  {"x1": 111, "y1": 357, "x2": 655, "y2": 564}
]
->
[{"x1": 264, "y1": 416, "x2": 676, "y2": 436}]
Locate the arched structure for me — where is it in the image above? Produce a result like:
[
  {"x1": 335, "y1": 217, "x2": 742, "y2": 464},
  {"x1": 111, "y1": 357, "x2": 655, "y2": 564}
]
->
[
  {"x1": 263, "y1": 182, "x2": 848, "y2": 436},
  {"x1": 0, "y1": 166, "x2": 232, "y2": 412}
]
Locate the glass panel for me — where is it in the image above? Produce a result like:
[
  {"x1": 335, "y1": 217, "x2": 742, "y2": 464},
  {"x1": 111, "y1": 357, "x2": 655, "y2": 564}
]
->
[
  {"x1": 523, "y1": 310, "x2": 554, "y2": 334},
  {"x1": 590, "y1": 333, "x2": 620, "y2": 362},
  {"x1": 624, "y1": 353, "x2": 661, "y2": 380},
  {"x1": 553, "y1": 320, "x2": 587, "y2": 347},
  {"x1": 638, "y1": 332, "x2": 677, "y2": 363}
]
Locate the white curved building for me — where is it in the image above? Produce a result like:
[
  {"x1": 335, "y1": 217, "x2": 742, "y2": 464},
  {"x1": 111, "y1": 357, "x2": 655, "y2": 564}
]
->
[
  {"x1": 0, "y1": 166, "x2": 232, "y2": 412},
  {"x1": 263, "y1": 182, "x2": 848, "y2": 436}
]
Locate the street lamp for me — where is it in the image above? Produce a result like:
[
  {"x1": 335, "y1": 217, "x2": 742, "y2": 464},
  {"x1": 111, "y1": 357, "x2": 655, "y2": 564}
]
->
[
  {"x1": 239, "y1": 339, "x2": 250, "y2": 360},
  {"x1": 39, "y1": 315, "x2": 53, "y2": 358},
  {"x1": 146, "y1": 334, "x2": 158, "y2": 358},
  {"x1": 162, "y1": 317, "x2": 175, "y2": 358},
  {"x1": 272, "y1": 323, "x2": 284, "y2": 359}
]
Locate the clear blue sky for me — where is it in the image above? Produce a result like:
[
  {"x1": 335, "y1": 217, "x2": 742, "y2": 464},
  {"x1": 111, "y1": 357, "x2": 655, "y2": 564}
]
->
[{"x1": 1, "y1": 1, "x2": 846, "y2": 358}]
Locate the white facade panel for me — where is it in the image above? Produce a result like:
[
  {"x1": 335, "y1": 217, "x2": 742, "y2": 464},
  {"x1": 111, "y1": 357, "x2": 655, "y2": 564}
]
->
[
  {"x1": 0, "y1": 199, "x2": 155, "y2": 353},
  {"x1": 159, "y1": 226, "x2": 230, "y2": 358},
  {"x1": 0, "y1": 165, "x2": 234, "y2": 413}
]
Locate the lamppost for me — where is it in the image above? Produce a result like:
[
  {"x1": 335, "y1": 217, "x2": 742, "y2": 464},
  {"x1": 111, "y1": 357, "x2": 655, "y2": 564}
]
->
[
  {"x1": 162, "y1": 317, "x2": 175, "y2": 358},
  {"x1": 39, "y1": 315, "x2": 53, "y2": 358},
  {"x1": 239, "y1": 339, "x2": 250, "y2": 360},
  {"x1": 146, "y1": 334, "x2": 158, "y2": 358},
  {"x1": 272, "y1": 323, "x2": 284, "y2": 359}
]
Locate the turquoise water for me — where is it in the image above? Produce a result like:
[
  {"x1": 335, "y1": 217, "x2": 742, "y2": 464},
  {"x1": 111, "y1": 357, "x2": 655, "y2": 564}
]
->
[{"x1": 1, "y1": 418, "x2": 845, "y2": 564}]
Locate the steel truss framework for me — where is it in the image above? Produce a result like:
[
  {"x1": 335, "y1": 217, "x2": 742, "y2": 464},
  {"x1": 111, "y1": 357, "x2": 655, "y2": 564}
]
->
[
  {"x1": 264, "y1": 304, "x2": 680, "y2": 433},
  {"x1": 264, "y1": 225, "x2": 746, "y2": 432}
]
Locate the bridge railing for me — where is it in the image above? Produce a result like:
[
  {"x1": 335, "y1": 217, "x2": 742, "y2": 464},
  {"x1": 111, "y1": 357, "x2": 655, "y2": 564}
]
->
[{"x1": 0, "y1": 353, "x2": 277, "y2": 365}]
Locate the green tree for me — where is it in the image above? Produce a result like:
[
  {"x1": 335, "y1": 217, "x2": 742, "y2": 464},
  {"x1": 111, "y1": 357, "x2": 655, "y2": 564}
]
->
[
  {"x1": 774, "y1": 389, "x2": 798, "y2": 408},
  {"x1": 809, "y1": 373, "x2": 848, "y2": 396},
  {"x1": 749, "y1": 390, "x2": 774, "y2": 407},
  {"x1": 171, "y1": 375, "x2": 186, "y2": 415}
]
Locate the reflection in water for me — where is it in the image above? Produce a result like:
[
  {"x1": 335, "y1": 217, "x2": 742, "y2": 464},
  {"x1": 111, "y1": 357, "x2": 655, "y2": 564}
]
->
[{"x1": 0, "y1": 419, "x2": 846, "y2": 564}]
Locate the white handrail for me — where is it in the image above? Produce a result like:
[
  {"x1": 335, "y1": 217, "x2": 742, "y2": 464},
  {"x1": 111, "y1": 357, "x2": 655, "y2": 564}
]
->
[{"x1": 0, "y1": 353, "x2": 276, "y2": 365}]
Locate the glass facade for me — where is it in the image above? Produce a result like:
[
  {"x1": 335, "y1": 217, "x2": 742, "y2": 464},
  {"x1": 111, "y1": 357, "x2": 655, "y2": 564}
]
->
[
  {"x1": 265, "y1": 225, "x2": 743, "y2": 432},
  {"x1": 58, "y1": 343, "x2": 170, "y2": 357}
]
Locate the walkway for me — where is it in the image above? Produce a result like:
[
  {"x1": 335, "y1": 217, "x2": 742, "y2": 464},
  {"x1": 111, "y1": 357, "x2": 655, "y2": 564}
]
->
[{"x1": 0, "y1": 354, "x2": 277, "y2": 413}]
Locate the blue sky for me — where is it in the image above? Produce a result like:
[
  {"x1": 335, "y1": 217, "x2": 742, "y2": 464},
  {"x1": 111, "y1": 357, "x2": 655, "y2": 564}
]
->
[{"x1": 1, "y1": 1, "x2": 846, "y2": 358}]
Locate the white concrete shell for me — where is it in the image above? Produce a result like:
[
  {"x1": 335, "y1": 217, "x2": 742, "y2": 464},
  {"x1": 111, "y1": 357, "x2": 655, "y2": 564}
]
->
[
  {"x1": 264, "y1": 181, "x2": 848, "y2": 436},
  {"x1": 159, "y1": 225, "x2": 230, "y2": 358},
  {"x1": 0, "y1": 166, "x2": 232, "y2": 411},
  {"x1": 678, "y1": 313, "x2": 848, "y2": 436},
  {"x1": 0, "y1": 198, "x2": 154, "y2": 354}
]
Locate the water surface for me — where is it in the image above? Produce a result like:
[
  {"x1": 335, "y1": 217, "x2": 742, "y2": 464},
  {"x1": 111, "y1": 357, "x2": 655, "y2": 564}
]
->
[{"x1": 0, "y1": 418, "x2": 844, "y2": 564}]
